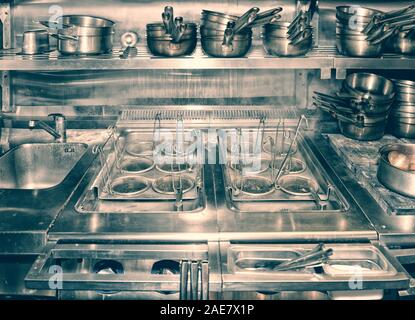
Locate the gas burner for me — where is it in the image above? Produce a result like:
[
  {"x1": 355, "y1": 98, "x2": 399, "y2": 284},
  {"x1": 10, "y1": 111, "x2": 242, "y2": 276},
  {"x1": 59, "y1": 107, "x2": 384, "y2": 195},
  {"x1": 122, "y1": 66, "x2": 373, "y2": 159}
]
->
[
  {"x1": 152, "y1": 175, "x2": 195, "y2": 195},
  {"x1": 110, "y1": 176, "x2": 150, "y2": 196},
  {"x1": 234, "y1": 176, "x2": 274, "y2": 196},
  {"x1": 277, "y1": 175, "x2": 319, "y2": 196},
  {"x1": 119, "y1": 157, "x2": 155, "y2": 174}
]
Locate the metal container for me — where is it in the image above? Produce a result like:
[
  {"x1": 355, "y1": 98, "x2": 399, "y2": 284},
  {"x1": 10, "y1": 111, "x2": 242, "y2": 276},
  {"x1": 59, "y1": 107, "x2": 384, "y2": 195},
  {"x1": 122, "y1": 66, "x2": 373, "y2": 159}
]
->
[
  {"x1": 54, "y1": 15, "x2": 115, "y2": 55},
  {"x1": 147, "y1": 37, "x2": 197, "y2": 57},
  {"x1": 336, "y1": 35, "x2": 383, "y2": 57},
  {"x1": 389, "y1": 32, "x2": 415, "y2": 55},
  {"x1": 377, "y1": 144, "x2": 415, "y2": 198},
  {"x1": 338, "y1": 119, "x2": 388, "y2": 141},
  {"x1": 263, "y1": 35, "x2": 312, "y2": 57},
  {"x1": 21, "y1": 29, "x2": 50, "y2": 55},
  {"x1": 201, "y1": 35, "x2": 252, "y2": 58},
  {"x1": 345, "y1": 73, "x2": 395, "y2": 97},
  {"x1": 388, "y1": 119, "x2": 415, "y2": 138}
]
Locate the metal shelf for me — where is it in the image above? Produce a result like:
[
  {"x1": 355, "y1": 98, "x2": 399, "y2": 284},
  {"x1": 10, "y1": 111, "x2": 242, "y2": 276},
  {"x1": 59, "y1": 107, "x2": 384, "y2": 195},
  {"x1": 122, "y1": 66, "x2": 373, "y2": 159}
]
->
[
  {"x1": 0, "y1": 44, "x2": 414, "y2": 72},
  {"x1": 0, "y1": 44, "x2": 333, "y2": 71},
  {"x1": 334, "y1": 53, "x2": 415, "y2": 70}
]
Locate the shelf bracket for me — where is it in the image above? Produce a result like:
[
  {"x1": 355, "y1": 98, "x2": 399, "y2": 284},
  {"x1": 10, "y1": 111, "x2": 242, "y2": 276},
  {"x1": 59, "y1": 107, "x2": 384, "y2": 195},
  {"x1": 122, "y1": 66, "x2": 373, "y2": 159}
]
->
[
  {"x1": 335, "y1": 68, "x2": 347, "y2": 80},
  {"x1": 0, "y1": 3, "x2": 11, "y2": 49},
  {"x1": 295, "y1": 70, "x2": 308, "y2": 109},
  {"x1": 1, "y1": 71, "x2": 12, "y2": 113},
  {"x1": 320, "y1": 68, "x2": 331, "y2": 80}
]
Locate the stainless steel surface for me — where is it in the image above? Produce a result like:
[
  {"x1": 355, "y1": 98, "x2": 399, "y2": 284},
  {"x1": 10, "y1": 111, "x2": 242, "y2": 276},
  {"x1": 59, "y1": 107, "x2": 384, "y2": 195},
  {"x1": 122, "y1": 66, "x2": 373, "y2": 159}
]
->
[
  {"x1": 0, "y1": 142, "x2": 86, "y2": 190},
  {"x1": 220, "y1": 241, "x2": 408, "y2": 292},
  {"x1": 25, "y1": 242, "x2": 221, "y2": 297}
]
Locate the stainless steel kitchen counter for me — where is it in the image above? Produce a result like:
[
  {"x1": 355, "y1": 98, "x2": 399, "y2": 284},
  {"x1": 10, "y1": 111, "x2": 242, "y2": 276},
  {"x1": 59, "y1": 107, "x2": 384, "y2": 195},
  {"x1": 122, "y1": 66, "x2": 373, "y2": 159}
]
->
[
  {"x1": 312, "y1": 134, "x2": 415, "y2": 247},
  {"x1": 0, "y1": 129, "x2": 109, "y2": 254}
]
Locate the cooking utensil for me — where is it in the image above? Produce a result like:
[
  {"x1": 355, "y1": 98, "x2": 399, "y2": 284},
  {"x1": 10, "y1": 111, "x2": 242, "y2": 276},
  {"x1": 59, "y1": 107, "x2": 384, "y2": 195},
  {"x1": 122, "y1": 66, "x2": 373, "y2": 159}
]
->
[
  {"x1": 21, "y1": 29, "x2": 50, "y2": 55},
  {"x1": 45, "y1": 15, "x2": 115, "y2": 55},
  {"x1": 378, "y1": 144, "x2": 415, "y2": 197},
  {"x1": 222, "y1": 7, "x2": 258, "y2": 47},
  {"x1": 201, "y1": 34, "x2": 252, "y2": 57},
  {"x1": 336, "y1": 34, "x2": 383, "y2": 57},
  {"x1": 147, "y1": 32, "x2": 197, "y2": 57}
]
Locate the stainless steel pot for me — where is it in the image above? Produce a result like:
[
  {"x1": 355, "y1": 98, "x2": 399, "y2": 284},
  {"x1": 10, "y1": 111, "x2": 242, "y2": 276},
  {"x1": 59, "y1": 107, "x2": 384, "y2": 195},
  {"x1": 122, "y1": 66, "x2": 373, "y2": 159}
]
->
[
  {"x1": 338, "y1": 119, "x2": 387, "y2": 141},
  {"x1": 52, "y1": 15, "x2": 115, "y2": 55},
  {"x1": 336, "y1": 35, "x2": 383, "y2": 57},
  {"x1": 21, "y1": 29, "x2": 50, "y2": 55},
  {"x1": 336, "y1": 6, "x2": 382, "y2": 22},
  {"x1": 201, "y1": 35, "x2": 252, "y2": 57},
  {"x1": 344, "y1": 73, "x2": 395, "y2": 98},
  {"x1": 147, "y1": 23, "x2": 197, "y2": 38},
  {"x1": 389, "y1": 32, "x2": 415, "y2": 55},
  {"x1": 147, "y1": 37, "x2": 197, "y2": 57},
  {"x1": 388, "y1": 120, "x2": 415, "y2": 138},
  {"x1": 263, "y1": 35, "x2": 312, "y2": 57},
  {"x1": 377, "y1": 144, "x2": 415, "y2": 198}
]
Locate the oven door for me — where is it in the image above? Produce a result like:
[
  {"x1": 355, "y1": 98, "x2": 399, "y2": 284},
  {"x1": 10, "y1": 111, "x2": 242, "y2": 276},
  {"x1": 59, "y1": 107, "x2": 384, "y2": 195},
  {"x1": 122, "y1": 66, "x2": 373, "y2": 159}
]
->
[
  {"x1": 25, "y1": 241, "x2": 221, "y2": 300},
  {"x1": 220, "y1": 241, "x2": 409, "y2": 300}
]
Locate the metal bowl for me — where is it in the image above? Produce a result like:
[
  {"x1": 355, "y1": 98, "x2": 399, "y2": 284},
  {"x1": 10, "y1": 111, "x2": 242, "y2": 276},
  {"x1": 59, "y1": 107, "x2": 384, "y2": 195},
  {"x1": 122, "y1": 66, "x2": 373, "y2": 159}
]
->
[
  {"x1": 201, "y1": 35, "x2": 252, "y2": 57},
  {"x1": 336, "y1": 6, "x2": 382, "y2": 21},
  {"x1": 200, "y1": 26, "x2": 252, "y2": 38},
  {"x1": 338, "y1": 119, "x2": 388, "y2": 141},
  {"x1": 389, "y1": 33, "x2": 415, "y2": 56},
  {"x1": 388, "y1": 119, "x2": 415, "y2": 138},
  {"x1": 336, "y1": 35, "x2": 383, "y2": 57},
  {"x1": 263, "y1": 35, "x2": 313, "y2": 57},
  {"x1": 344, "y1": 72, "x2": 395, "y2": 98},
  {"x1": 378, "y1": 144, "x2": 415, "y2": 198},
  {"x1": 147, "y1": 37, "x2": 197, "y2": 57}
]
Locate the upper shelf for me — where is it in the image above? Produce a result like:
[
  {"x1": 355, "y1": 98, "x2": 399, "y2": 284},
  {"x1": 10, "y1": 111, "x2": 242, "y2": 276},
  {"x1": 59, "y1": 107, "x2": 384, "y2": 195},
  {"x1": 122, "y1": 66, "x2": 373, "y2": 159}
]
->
[{"x1": 0, "y1": 44, "x2": 414, "y2": 72}]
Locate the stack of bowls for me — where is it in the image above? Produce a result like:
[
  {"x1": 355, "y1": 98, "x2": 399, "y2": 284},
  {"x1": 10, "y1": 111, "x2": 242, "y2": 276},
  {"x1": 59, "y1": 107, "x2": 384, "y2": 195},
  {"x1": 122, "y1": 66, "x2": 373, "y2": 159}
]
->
[
  {"x1": 388, "y1": 79, "x2": 415, "y2": 138},
  {"x1": 336, "y1": 6, "x2": 384, "y2": 57},
  {"x1": 200, "y1": 10, "x2": 253, "y2": 58},
  {"x1": 262, "y1": 21, "x2": 313, "y2": 57},
  {"x1": 146, "y1": 22, "x2": 197, "y2": 57}
]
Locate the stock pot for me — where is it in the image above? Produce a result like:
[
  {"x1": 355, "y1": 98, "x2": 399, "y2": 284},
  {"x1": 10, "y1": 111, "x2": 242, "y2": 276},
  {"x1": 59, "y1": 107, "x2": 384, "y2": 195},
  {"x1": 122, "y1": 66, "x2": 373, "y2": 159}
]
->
[{"x1": 44, "y1": 15, "x2": 115, "y2": 55}]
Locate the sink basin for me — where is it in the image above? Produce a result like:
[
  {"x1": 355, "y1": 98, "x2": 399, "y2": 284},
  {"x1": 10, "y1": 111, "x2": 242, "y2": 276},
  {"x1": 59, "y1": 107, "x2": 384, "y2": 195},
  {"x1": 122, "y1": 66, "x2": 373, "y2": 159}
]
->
[{"x1": 0, "y1": 143, "x2": 88, "y2": 190}]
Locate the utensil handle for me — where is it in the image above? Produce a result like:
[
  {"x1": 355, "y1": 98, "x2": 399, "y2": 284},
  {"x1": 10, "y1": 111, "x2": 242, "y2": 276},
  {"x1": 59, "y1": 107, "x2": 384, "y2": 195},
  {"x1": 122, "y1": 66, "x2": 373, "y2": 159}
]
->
[
  {"x1": 190, "y1": 261, "x2": 199, "y2": 300},
  {"x1": 179, "y1": 260, "x2": 189, "y2": 300},
  {"x1": 200, "y1": 261, "x2": 209, "y2": 300}
]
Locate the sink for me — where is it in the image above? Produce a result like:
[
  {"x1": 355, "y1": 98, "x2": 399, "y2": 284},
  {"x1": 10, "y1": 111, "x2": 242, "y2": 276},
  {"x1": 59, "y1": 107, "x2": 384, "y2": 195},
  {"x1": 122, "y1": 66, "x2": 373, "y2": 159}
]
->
[{"x1": 0, "y1": 143, "x2": 88, "y2": 190}]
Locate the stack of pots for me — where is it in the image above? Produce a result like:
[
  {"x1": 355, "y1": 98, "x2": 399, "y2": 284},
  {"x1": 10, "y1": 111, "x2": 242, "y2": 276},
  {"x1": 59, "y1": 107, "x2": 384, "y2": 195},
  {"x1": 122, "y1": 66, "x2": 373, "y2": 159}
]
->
[
  {"x1": 388, "y1": 79, "x2": 415, "y2": 138},
  {"x1": 200, "y1": 9, "x2": 256, "y2": 58},
  {"x1": 262, "y1": 7, "x2": 315, "y2": 57},
  {"x1": 146, "y1": 7, "x2": 197, "y2": 57},
  {"x1": 262, "y1": 21, "x2": 313, "y2": 57},
  {"x1": 314, "y1": 73, "x2": 395, "y2": 141},
  {"x1": 336, "y1": 6, "x2": 384, "y2": 57}
]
